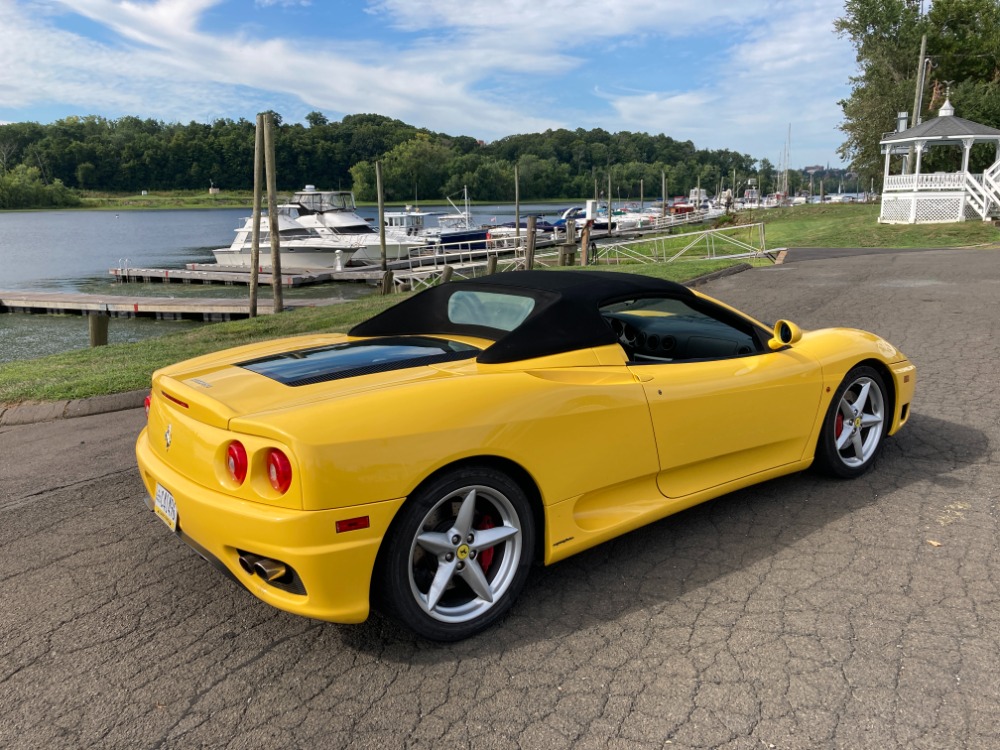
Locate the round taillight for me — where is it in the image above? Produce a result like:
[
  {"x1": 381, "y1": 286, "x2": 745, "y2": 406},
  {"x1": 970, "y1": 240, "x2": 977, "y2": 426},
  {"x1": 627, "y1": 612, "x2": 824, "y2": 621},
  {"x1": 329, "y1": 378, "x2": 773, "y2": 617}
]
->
[
  {"x1": 227, "y1": 441, "x2": 248, "y2": 484},
  {"x1": 266, "y1": 449, "x2": 292, "y2": 494},
  {"x1": 144, "y1": 393, "x2": 151, "y2": 418}
]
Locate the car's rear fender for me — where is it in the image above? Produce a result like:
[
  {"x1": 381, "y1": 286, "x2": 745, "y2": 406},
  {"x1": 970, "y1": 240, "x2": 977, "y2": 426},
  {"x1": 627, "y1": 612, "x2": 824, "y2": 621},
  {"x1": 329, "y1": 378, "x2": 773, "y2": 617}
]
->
[{"x1": 234, "y1": 366, "x2": 661, "y2": 513}]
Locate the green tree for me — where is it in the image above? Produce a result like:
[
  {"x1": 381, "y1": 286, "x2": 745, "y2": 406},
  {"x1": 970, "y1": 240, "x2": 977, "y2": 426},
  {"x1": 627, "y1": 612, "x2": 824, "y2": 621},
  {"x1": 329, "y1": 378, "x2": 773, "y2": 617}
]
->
[
  {"x1": 0, "y1": 164, "x2": 78, "y2": 209},
  {"x1": 836, "y1": 0, "x2": 1000, "y2": 182},
  {"x1": 75, "y1": 161, "x2": 95, "y2": 189},
  {"x1": 305, "y1": 111, "x2": 329, "y2": 128},
  {"x1": 381, "y1": 136, "x2": 455, "y2": 202}
]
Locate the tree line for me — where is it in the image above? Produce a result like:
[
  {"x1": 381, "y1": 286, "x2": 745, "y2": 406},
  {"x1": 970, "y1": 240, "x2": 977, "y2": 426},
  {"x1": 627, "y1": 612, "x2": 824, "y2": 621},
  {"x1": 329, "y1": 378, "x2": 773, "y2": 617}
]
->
[{"x1": 0, "y1": 110, "x2": 853, "y2": 210}]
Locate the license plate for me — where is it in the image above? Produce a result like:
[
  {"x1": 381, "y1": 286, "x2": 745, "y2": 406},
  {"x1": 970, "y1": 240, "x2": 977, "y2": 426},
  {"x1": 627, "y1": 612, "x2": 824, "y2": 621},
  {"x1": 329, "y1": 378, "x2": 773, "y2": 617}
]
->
[{"x1": 154, "y1": 483, "x2": 178, "y2": 532}]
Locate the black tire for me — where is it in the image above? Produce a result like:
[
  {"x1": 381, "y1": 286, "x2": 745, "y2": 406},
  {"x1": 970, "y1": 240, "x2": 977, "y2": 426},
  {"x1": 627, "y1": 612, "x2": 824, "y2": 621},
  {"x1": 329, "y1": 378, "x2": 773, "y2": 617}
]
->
[
  {"x1": 814, "y1": 365, "x2": 889, "y2": 478},
  {"x1": 376, "y1": 466, "x2": 535, "y2": 641}
]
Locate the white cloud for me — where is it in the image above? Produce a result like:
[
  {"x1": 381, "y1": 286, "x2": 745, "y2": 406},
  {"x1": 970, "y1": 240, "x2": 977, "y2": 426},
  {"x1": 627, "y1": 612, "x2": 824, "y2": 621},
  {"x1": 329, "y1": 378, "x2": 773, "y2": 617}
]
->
[
  {"x1": 0, "y1": 0, "x2": 855, "y2": 164},
  {"x1": 595, "y1": 1, "x2": 853, "y2": 164},
  {"x1": 368, "y1": 0, "x2": 766, "y2": 39}
]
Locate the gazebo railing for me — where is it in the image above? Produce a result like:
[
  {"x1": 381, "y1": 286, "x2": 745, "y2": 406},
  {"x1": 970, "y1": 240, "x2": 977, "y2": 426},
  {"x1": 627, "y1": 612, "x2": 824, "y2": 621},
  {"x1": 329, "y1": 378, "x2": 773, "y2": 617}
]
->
[{"x1": 884, "y1": 173, "x2": 970, "y2": 191}]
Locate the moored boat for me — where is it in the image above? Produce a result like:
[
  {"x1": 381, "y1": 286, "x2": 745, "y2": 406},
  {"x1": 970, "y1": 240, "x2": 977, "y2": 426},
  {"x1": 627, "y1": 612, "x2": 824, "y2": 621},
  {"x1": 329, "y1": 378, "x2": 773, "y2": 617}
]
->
[{"x1": 213, "y1": 187, "x2": 420, "y2": 269}]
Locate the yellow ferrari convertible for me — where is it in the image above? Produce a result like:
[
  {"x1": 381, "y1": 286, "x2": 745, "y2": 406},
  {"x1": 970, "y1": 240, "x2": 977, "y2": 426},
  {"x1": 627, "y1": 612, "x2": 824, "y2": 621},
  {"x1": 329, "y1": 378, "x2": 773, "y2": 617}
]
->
[{"x1": 136, "y1": 270, "x2": 916, "y2": 640}]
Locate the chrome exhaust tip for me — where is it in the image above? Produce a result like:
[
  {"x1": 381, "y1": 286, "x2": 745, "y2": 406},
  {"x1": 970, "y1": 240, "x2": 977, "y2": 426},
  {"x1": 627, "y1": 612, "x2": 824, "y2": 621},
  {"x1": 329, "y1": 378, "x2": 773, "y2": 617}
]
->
[
  {"x1": 252, "y1": 558, "x2": 288, "y2": 582},
  {"x1": 238, "y1": 553, "x2": 262, "y2": 575}
]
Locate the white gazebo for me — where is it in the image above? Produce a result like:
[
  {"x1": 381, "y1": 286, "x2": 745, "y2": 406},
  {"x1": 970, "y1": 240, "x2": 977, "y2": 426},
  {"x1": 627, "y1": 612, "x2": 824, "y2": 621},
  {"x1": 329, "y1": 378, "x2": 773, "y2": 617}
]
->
[{"x1": 879, "y1": 98, "x2": 1000, "y2": 224}]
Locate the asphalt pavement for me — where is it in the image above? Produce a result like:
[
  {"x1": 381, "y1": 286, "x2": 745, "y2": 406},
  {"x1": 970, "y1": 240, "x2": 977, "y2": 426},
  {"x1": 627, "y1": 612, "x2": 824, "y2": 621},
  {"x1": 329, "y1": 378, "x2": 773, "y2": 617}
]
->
[{"x1": 2, "y1": 246, "x2": 999, "y2": 749}]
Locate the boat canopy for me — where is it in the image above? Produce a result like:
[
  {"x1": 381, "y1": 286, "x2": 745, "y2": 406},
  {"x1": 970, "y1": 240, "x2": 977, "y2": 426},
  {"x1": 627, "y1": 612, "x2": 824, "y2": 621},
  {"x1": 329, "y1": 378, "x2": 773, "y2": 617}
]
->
[{"x1": 294, "y1": 190, "x2": 356, "y2": 214}]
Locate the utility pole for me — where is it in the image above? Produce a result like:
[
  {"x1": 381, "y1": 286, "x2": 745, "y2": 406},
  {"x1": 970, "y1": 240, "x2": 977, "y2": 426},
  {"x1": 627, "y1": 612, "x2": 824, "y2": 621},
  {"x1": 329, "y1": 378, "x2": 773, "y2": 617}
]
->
[
  {"x1": 906, "y1": 34, "x2": 927, "y2": 174},
  {"x1": 911, "y1": 34, "x2": 928, "y2": 129}
]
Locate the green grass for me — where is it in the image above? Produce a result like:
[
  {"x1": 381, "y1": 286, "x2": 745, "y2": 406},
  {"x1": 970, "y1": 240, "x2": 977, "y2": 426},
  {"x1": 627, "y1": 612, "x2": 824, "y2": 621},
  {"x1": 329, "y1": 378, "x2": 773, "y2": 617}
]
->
[
  {"x1": 755, "y1": 203, "x2": 1000, "y2": 248},
  {"x1": 78, "y1": 190, "x2": 256, "y2": 210},
  {"x1": 0, "y1": 262, "x2": 749, "y2": 403}
]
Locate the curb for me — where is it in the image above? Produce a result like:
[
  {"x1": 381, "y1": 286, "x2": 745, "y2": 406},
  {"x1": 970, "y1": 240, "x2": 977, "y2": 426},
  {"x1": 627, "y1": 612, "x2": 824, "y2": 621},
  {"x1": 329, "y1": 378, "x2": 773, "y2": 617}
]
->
[
  {"x1": 0, "y1": 389, "x2": 147, "y2": 427},
  {"x1": 682, "y1": 261, "x2": 754, "y2": 288},
  {"x1": 2, "y1": 263, "x2": 760, "y2": 427}
]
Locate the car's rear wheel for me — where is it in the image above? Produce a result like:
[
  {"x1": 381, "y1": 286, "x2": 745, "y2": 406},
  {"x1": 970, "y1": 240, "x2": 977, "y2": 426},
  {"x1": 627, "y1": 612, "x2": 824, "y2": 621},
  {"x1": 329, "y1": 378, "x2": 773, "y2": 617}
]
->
[
  {"x1": 814, "y1": 365, "x2": 888, "y2": 478},
  {"x1": 377, "y1": 466, "x2": 534, "y2": 641}
]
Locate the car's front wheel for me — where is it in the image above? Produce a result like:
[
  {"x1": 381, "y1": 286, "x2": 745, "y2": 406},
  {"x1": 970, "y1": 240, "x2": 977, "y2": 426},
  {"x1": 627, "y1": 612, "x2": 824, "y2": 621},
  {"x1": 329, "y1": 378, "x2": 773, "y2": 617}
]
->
[
  {"x1": 377, "y1": 466, "x2": 535, "y2": 641},
  {"x1": 814, "y1": 365, "x2": 888, "y2": 478}
]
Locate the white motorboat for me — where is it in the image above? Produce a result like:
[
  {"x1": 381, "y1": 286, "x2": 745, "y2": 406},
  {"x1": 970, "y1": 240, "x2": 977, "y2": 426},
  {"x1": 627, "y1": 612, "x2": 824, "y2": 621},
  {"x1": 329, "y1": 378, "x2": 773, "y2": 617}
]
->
[
  {"x1": 382, "y1": 188, "x2": 489, "y2": 252},
  {"x1": 213, "y1": 187, "x2": 421, "y2": 269}
]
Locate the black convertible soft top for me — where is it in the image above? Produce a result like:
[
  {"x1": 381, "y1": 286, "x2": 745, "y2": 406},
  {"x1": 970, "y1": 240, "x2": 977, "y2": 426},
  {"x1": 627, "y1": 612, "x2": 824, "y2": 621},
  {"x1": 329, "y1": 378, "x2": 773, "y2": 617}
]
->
[{"x1": 349, "y1": 270, "x2": 694, "y2": 364}]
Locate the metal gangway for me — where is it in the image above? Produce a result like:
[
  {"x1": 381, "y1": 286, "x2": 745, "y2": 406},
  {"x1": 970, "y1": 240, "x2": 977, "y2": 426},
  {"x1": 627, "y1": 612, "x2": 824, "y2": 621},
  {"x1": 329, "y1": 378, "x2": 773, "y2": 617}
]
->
[
  {"x1": 594, "y1": 222, "x2": 768, "y2": 265},
  {"x1": 385, "y1": 216, "x2": 767, "y2": 291}
]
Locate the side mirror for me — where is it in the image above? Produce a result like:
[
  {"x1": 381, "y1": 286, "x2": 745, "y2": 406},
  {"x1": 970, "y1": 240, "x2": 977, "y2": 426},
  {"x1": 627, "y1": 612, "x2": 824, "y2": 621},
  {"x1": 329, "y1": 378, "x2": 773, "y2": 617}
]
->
[{"x1": 768, "y1": 319, "x2": 802, "y2": 351}]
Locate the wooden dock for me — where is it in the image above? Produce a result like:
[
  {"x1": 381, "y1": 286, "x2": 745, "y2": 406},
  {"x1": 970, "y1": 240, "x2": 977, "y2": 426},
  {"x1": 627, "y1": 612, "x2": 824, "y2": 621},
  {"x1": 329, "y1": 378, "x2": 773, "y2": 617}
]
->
[
  {"x1": 109, "y1": 265, "x2": 384, "y2": 287},
  {"x1": 0, "y1": 290, "x2": 341, "y2": 321}
]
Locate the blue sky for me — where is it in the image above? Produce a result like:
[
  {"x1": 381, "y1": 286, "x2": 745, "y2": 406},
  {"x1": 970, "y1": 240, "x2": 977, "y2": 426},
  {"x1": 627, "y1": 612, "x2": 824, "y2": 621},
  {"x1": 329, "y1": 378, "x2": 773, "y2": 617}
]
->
[{"x1": 1, "y1": 1, "x2": 858, "y2": 168}]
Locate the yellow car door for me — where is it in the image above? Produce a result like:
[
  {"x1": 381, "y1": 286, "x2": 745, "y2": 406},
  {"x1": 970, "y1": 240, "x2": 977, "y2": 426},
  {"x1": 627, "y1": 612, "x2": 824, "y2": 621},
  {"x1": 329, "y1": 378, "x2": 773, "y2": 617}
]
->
[{"x1": 629, "y1": 349, "x2": 823, "y2": 498}]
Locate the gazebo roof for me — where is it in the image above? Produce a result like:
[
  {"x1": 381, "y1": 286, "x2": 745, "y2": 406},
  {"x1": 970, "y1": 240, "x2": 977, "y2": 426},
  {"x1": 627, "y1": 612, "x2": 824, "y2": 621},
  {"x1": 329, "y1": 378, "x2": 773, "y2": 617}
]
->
[{"x1": 881, "y1": 101, "x2": 1000, "y2": 148}]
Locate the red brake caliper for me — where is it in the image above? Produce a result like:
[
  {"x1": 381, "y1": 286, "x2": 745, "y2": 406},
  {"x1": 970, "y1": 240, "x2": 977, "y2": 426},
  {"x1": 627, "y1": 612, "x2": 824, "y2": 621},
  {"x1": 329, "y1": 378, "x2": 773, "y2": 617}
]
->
[
  {"x1": 477, "y1": 515, "x2": 495, "y2": 572},
  {"x1": 835, "y1": 412, "x2": 844, "y2": 439}
]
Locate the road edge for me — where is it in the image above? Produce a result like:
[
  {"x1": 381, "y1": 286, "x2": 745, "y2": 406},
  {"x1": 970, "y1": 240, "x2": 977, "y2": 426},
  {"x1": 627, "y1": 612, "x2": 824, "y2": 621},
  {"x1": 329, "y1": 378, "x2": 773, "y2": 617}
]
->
[{"x1": 1, "y1": 389, "x2": 147, "y2": 427}]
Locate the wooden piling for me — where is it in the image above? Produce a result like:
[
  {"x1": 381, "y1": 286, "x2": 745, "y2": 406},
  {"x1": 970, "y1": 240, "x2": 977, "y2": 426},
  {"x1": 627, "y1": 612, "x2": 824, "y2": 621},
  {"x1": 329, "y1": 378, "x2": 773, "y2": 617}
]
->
[
  {"x1": 376, "y1": 160, "x2": 387, "y2": 274},
  {"x1": 380, "y1": 270, "x2": 394, "y2": 295},
  {"x1": 580, "y1": 224, "x2": 592, "y2": 266},
  {"x1": 514, "y1": 164, "x2": 521, "y2": 247},
  {"x1": 88, "y1": 312, "x2": 109, "y2": 347},
  {"x1": 560, "y1": 219, "x2": 577, "y2": 266},
  {"x1": 262, "y1": 113, "x2": 283, "y2": 313},
  {"x1": 440, "y1": 266, "x2": 454, "y2": 284},
  {"x1": 607, "y1": 172, "x2": 613, "y2": 236},
  {"x1": 525, "y1": 216, "x2": 537, "y2": 270},
  {"x1": 249, "y1": 114, "x2": 264, "y2": 317},
  {"x1": 661, "y1": 170, "x2": 667, "y2": 219},
  {"x1": 486, "y1": 255, "x2": 498, "y2": 275}
]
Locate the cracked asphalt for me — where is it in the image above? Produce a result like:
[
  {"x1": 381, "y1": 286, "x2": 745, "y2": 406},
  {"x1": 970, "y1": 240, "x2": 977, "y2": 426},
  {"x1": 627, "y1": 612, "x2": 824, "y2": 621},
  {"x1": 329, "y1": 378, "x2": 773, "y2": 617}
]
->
[{"x1": 2, "y1": 246, "x2": 998, "y2": 749}]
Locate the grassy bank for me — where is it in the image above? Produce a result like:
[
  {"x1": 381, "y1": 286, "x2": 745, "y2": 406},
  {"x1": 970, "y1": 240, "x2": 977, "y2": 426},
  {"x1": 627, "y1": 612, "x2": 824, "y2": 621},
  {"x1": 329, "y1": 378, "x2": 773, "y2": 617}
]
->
[
  {"x1": 755, "y1": 203, "x2": 1000, "y2": 248},
  {"x1": 0, "y1": 261, "x2": 747, "y2": 403},
  {"x1": 79, "y1": 190, "x2": 256, "y2": 210}
]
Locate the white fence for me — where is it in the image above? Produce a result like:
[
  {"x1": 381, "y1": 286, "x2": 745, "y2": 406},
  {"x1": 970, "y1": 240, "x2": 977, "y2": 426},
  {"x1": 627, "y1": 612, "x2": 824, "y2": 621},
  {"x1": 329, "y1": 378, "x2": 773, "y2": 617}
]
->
[{"x1": 884, "y1": 173, "x2": 973, "y2": 191}]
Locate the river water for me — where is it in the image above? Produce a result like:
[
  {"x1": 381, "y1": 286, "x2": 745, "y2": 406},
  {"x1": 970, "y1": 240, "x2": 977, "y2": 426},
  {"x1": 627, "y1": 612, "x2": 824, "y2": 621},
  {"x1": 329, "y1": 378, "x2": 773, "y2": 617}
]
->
[{"x1": 0, "y1": 202, "x2": 570, "y2": 363}]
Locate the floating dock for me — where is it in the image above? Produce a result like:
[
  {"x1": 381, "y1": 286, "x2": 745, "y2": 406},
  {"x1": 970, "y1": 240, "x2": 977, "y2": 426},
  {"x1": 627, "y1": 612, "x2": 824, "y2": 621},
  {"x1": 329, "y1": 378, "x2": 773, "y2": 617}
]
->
[
  {"x1": 109, "y1": 264, "x2": 384, "y2": 287},
  {"x1": 0, "y1": 290, "x2": 340, "y2": 321}
]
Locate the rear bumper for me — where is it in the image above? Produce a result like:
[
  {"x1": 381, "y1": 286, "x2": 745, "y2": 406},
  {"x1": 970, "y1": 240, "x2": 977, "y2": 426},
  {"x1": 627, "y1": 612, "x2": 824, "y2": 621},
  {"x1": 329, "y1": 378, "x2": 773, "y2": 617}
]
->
[{"x1": 136, "y1": 427, "x2": 404, "y2": 624}]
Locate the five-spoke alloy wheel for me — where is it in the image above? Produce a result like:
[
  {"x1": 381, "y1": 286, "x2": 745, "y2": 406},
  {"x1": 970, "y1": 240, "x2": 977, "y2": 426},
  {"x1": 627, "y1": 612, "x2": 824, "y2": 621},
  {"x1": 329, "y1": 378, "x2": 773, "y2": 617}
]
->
[
  {"x1": 377, "y1": 466, "x2": 534, "y2": 641},
  {"x1": 815, "y1": 365, "x2": 888, "y2": 478}
]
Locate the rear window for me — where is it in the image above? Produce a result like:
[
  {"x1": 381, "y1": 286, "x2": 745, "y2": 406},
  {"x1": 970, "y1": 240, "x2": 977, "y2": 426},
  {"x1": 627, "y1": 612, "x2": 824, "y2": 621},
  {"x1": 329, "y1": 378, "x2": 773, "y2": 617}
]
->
[
  {"x1": 447, "y1": 291, "x2": 536, "y2": 331},
  {"x1": 239, "y1": 336, "x2": 479, "y2": 386}
]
